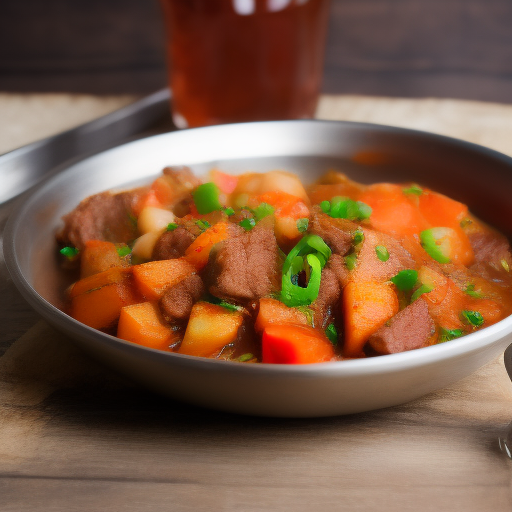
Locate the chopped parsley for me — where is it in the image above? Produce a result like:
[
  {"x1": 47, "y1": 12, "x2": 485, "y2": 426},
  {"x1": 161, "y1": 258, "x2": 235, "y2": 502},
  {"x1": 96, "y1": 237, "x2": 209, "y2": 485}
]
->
[{"x1": 461, "y1": 310, "x2": 484, "y2": 327}]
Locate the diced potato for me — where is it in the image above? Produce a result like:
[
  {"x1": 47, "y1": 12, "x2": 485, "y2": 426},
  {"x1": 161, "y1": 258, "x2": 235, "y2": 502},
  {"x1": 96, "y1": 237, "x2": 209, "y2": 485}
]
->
[
  {"x1": 117, "y1": 302, "x2": 175, "y2": 350},
  {"x1": 259, "y1": 171, "x2": 308, "y2": 202},
  {"x1": 80, "y1": 240, "x2": 128, "y2": 278},
  {"x1": 255, "y1": 298, "x2": 309, "y2": 332},
  {"x1": 137, "y1": 207, "x2": 175, "y2": 235},
  {"x1": 179, "y1": 302, "x2": 243, "y2": 357},
  {"x1": 132, "y1": 258, "x2": 196, "y2": 300},
  {"x1": 131, "y1": 231, "x2": 163, "y2": 260}
]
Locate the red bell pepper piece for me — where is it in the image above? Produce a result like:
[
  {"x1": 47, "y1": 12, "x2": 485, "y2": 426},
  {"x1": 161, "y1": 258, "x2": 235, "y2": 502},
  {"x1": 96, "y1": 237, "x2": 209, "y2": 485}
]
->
[{"x1": 262, "y1": 324, "x2": 335, "y2": 364}]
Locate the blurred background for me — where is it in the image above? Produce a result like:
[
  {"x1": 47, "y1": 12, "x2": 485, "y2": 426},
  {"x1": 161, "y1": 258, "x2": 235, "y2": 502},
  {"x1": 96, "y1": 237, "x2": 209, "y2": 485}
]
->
[{"x1": 2, "y1": 0, "x2": 512, "y2": 103}]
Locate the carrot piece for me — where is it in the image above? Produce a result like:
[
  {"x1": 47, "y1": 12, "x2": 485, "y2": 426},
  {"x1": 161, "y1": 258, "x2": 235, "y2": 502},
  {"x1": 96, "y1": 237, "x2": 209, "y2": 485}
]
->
[
  {"x1": 343, "y1": 281, "x2": 399, "y2": 357},
  {"x1": 418, "y1": 190, "x2": 468, "y2": 230},
  {"x1": 255, "y1": 298, "x2": 309, "y2": 332},
  {"x1": 117, "y1": 302, "x2": 176, "y2": 350},
  {"x1": 80, "y1": 240, "x2": 127, "y2": 278},
  {"x1": 69, "y1": 278, "x2": 137, "y2": 330},
  {"x1": 184, "y1": 222, "x2": 229, "y2": 270},
  {"x1": 358, "y1": 184, "x2": 428, "y2": 238},
  {"x1": 255, "y1": 191, "x2": 305, "y2": 218},
  {"x1": 150, "y1": 176, "x2": 177, "y2": 207},
  {"x1": 179, "y1": 302, "x2": 244, "y2": 357},
  {"x1": 425, "y1": 280, "x2": 466, "y2": 330},
  {"x1": 132, "y1": 258, "x2": 195, "y2": 300},
  {"x1": 69, "y1": 267, "x2": 131, "y2": 299},
  {"x1": 261, "y1": 324, "x2": 335, "y2": 364}
]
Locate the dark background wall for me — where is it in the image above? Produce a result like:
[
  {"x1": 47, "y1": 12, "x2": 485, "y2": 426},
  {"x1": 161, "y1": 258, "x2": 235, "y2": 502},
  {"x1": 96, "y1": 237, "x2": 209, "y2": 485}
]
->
[{"x1": 2, "y1": 0, "x2": 512, "y2": 102}]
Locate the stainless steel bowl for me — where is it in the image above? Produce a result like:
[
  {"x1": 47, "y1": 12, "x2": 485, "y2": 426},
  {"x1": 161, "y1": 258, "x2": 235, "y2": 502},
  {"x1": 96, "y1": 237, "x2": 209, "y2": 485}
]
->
[{"x1": 5, "y1": 120, "x2": 512, "y2": 417}]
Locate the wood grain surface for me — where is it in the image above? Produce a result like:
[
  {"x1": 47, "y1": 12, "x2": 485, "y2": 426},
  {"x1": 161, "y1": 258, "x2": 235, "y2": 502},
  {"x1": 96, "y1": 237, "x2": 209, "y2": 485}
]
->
[
  {"x1": 2, "y1": 94, "x2": 512, "y2": 511},
  {"x1": 2, "y1": 0, "x2": 512, "y2": 103}
]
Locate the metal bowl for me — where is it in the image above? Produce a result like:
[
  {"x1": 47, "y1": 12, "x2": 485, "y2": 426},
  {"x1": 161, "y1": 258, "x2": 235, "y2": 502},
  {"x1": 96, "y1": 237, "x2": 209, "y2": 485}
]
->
[{"x1": 5, "y1": 120, "x2": 512, "y2": 417}]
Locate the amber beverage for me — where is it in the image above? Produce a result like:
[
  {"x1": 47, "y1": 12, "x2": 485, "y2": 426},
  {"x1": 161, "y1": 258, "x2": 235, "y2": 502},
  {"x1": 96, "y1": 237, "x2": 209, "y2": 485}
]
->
[{"x1": 160, "y1": 0, "x2": 331, "y2": 128}]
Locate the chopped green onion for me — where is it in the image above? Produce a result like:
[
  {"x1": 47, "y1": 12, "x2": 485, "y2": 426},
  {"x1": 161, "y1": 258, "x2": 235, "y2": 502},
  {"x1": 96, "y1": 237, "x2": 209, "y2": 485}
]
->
[
  {"x1": 322, "y1": 197, "x2": 372, "y2": 221},
  {"x1": 192, "y1": 182, "x2": 222, "y2": 214},
  {"x1": 60, "y1": 246, "x2": 79, "y2": 259},
  {"x1": 223, "y1": 207, "x2": 235, "y2": 216},
  {"x1": 501, "y1": 259, "x2": 510, "y2": 272},
  {"x1": 344, "y1": 253, "x2": 357, "y2": 271},
  {"x1": 239, "y1": 218, "x2": 256, "y2": 231},
  {"x1": 461, "y1": 310, "x2": 484, "y2": 327},
  {"x1": 280, "y1": 235, "x2": 331, "y2": 307},
  {"x1": 195, "y1": 219, "x2": 211, "y2": 232},
  {"x1": 464, "y1": 283, "x2": 482, "y2": 298},
  {"x1": 439, "y1": 328, "x2": 463, "y2": 343},
  {"x1": 296, "y1": 218, "x2": 309, "y2": 233},
  {"x1": 167, "y1": 222, "x2": 179, "y2": 231},
  {"x1": 320, "y1": 200, "x2": 331, "y2": 213},
  {"x1": 411, "y1": 283, "x2": 433, "y2": 302},
  {"x1": 254, "y1": 202, "x2": 275, "y2": 221},
  {"x1": 325, "y1": 323, "x2": 338, "y2": 346},
  {"x1": 460, "y1": 218, "x2": 472, "y2": 228},
  {"x1": 116, "y1": 246, "x2": 131, "y2": 257},
  {"x1": 219, "y1": 300, "x2": 241, "y2": 312},
  {"x1": 403, "y1": 185, "x2": 423, "y2": 196},
  {"x1": 390, "y1": 269, "x2": 418, "y2": 291},
  {"x1": 353, "y1": 228, "x2": 364, "y2": 245},
  {"x1": 375, "y1": 245, "x2": 389, "y2": 262},
  {"x1": 420, "y1": 228, "x2": 452, "y2": 263},
  {"x1": 238, "y1": 353, "x2": 254, "y2": 362}
]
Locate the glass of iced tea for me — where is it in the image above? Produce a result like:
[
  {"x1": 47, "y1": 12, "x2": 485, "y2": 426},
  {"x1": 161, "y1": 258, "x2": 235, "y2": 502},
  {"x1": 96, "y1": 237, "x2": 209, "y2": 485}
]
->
[{"x1": 160, "y1": 0, "x2": 331, "y2": 128}]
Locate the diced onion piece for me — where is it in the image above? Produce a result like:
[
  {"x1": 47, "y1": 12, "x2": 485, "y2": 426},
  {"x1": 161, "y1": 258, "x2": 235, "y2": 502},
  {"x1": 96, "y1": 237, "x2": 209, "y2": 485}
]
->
[
  {"x1": 137, "y1": 207, "x2": 175, "y2": 235},
  {"x1": 131, "y1": 231, "x2": 163, "y2": 260}
]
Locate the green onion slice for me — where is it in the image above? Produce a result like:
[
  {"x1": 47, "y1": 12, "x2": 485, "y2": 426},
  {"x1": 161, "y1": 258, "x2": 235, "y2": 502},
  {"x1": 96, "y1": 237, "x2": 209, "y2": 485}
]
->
[
  {"x1": 223, "y1": 207, "x2": 235, "y2": 217},
  {"x1": 321, "y1": 197, "x2": 372, "y2": 221},
  {"x1": 195, "y1": 219, "x2": 211, "y2": 232},
  {"x1": 420, "y1": 227, "x2": 453, "y2": 263},
  {"x1": 325, "y1": 323, "x2": 338, "y2": 346},
  {"x1": 238, "y1": 353, "x2": 254, "y2": 362},
  {"x1": 344, "y1": 253, "x2": 357, "y2": 271},
  {"x1": 375, "y1": 245, "x2": 389, "y2": 262},
  {"x1": 253, "y1": 202, "x2": 275, "y2": 221},
  {"x1": 116, "y1": 246, "x2": 131, "y2": 257},
  {"x1": 464, "y1": 284, "x2": 482, "y2": 298},
  {"x1": 239, "y1": 218, "x2": 256, "y2": 231},
  {"x1": 353, "y1": 228, "x2": 364, "y2": 245},
  {"x1": 403, "y1": 185, "x2": 423, "y2": 196},
  {"x1": 390, "y1": 269, "x2": 418, "y2": 291},
  {"x1": 60, "y1": 246, "x2": 79, "y2": 259},
  {"x1": 167, "y1": 222, "x2": 179, "y2": 231},
  {"x1": 280, "y1": 234, "x2": 331, "y2": 307}
]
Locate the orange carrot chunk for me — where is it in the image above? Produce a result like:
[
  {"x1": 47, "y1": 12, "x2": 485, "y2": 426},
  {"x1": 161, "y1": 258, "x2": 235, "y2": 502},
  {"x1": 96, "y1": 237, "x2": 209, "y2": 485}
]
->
[
  {"x1": 69, "y1": 278, "x2": 137, "y2": 330},
  {"x1": 179, "y1": 302, "x2": 244, "y2": 357},
  {"x1": 358, "y1": 184, "x2": 428, "y2": 238},
  {"x1": 184, "y1": 222, "x2": 229, "y2": 270},
  {"x1": 261, "y1": 324, "x2": 335, "y2": 364},
  {"x1": 343, "y1": 281, "x2": 399, "y2": 357},
  {"x1": 132, "y1": 258, "x2": 195, "y2": 300},
  {"x1": 418, "y1": 190, "x2": 468, "y2": 230},
  {"x1": 69, "y1": 267, "x2": 131, "y2": 299},
  {"x1": 117, "y1": 302, "x2": 175, "y2": 350}
]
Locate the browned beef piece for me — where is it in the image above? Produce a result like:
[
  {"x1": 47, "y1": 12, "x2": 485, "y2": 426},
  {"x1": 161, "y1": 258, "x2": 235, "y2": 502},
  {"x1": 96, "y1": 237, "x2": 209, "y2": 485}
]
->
[
  {"x1": 352, "y1": 229, "x2": 416, "y2": 283},
  {"x1": 468, "y1": 230, "x2": 512, "y2": 269},
  {"x1": 308, "y1": 208, "x2": 355, "y2": 256},
  {"x1": 205, "y1": 224, "x2": 281, "y2": 303},
  {"x1": 327, "y1": 254, "x2": 351, "y2": 289},
  {"x1": 368, "y1": 298, "x2": 434, "y2": 355},
  {"x1": 56, "y1": 191, "x2": 139, "y2": 250},
  {"x1": 159, "y1": 274, "x2": 205, "y2": 323},
  {"x1": 312, "y1": 267, "x2": 341, "y2": 329},
  {"x1": 152, "y1": 227, "x2": 195, "y2": 260}
]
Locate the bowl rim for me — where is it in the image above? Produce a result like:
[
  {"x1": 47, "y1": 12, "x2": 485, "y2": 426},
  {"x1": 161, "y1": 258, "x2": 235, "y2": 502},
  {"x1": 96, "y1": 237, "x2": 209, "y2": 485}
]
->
[{"x1": 5, "y1": 118, "x2": 512, "y2": 378}]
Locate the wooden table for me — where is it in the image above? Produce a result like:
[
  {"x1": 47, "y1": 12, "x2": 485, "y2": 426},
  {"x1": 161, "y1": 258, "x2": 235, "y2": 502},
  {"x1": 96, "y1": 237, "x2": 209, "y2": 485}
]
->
[{"x1": 1, "y1": 94, "x2": 512, "y2": 511}]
